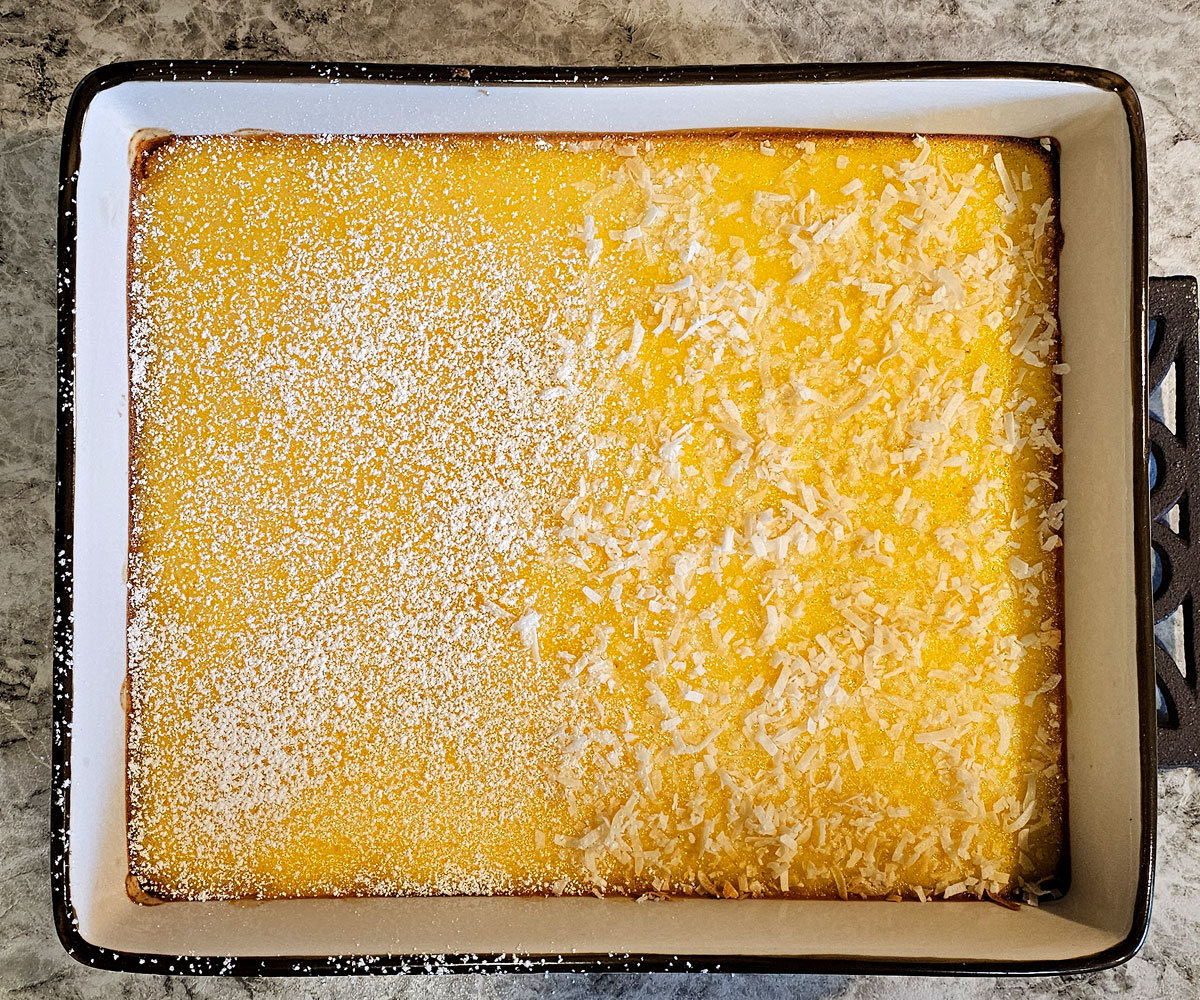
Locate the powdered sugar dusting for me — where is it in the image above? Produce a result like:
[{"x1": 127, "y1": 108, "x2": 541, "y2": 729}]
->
[{"x1": 129, "y1": 133, "x2": 620, "y2": 897}]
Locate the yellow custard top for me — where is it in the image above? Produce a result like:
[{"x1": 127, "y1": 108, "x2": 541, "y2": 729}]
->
[{"x1": 127, "y1": 130, "x2": 1064, "y2": 902}]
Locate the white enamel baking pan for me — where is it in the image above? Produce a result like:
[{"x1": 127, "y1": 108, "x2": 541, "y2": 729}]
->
[{"x1": 54, "y1": 60, "x2": 1159, "y2": 976}]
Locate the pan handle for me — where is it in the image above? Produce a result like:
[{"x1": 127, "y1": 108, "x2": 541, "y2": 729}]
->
[{"x1": 1148, "y1": 275, "x2": 1200, "y2": 768}]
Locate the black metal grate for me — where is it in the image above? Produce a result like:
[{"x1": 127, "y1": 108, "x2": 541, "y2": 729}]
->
[{"x1": 1148, "y1": 276, "x2": 1200, "y2": 768}]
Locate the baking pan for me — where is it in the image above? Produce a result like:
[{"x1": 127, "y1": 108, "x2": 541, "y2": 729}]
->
[{"x1": 53, "y1": 60, "x2": 1195, "y2": 976}]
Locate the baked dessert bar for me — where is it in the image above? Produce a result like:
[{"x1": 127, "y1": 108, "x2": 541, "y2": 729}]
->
[{"x1": 127, "y1": 130, "x2": 1064, "y2": 901}]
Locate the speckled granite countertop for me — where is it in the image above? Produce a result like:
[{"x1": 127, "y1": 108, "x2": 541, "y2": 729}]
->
[{"x1": 3, "y1": 1, "x2": 1199, "y2": 996}]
